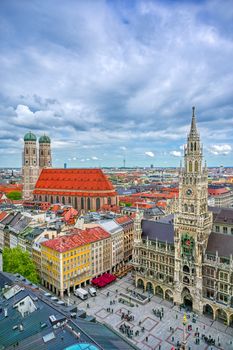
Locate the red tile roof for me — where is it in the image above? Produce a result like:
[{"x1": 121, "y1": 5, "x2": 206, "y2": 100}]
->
[
  {"x1": 41, "y1": 226, "x2": 110, "y2": 252},
  {"x1": 0, "y1": 211, "x2": 8, "y2": 222},
  {"x1": 115, "y1": 216, "x2": 134, "y2": 225},
  {"x1": 34, "y1": 168, "x2": 117, "y2": 197}
]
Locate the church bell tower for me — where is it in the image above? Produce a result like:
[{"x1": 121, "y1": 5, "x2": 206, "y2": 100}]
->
[{"x1": 174, "y1": 107, "x2": 212, "y2": 313}]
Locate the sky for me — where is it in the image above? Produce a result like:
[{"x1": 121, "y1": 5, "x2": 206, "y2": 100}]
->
[{"x1": 0, "y1": 0, "x2": 233, "y2": 168}]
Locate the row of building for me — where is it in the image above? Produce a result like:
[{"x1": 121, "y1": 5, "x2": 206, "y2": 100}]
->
[{"x1": 0, "y1": 207, "x2": 134, "y2": 297}]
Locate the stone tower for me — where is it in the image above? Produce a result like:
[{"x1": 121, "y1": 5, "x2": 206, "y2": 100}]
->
[
  {"x1": 173, "y1": 107, "x2": 212, "y2": 313},
  {"x1": 132, "y1": 207, "x2": 143, "y2": 268},
  {"x1": 39, "y1": 135, "x2": 52, "y2": 169},
  {"x1": 22, "y1": 132, "x2": 39, "y2": 200}
]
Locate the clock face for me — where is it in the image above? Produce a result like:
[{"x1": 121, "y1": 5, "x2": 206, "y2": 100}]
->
[{"x1": 186, "y1": 188, "x2": 193, "y2": 196}]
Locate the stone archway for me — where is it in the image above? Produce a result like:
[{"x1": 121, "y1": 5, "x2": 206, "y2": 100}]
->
[
  {"x1": 137, "y1": 278, "x2": 144, "y2": 290},
  {"x1": 216, "y1": 308, "x2": 228, "y2": 325},
  {"x1": 165, "y1": 289, "x2": 173, "y2": 302},
  {"x1": 155, "y1": 285, "x2": 164, "y2": 298},
  {"x1": 146, "y1": 281, "x2": 154, "y2": 294},
  {"x1": 182, "y1": 287, "x2": 193, "y2": 311},
  {"x1": 203, "y1": 304, "x2": 214, "y2": 320}
]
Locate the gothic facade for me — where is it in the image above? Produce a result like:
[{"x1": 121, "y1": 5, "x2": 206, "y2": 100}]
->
[{"x1": 132, "y1": 108, "x2": 233, "y2": 327}]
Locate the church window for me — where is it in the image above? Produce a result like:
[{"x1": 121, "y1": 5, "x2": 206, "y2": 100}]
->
[
  {"x1": 184, "y1": 204, "x2": 188, "y2": 212},
  {"x1": 194, "y1": 142, "x2": 196, "y2": 151},
  {"x1": 33, "y1": 149, "x2": 35, "y2": 155},
  {"x1": 183, "y1": 276, "x2": 189, "y2": 284},
  {"x1": 50, "y1": 196, "x2": 53, "y2": 204},
  {"x1": 190, "y1": 204, "x2": 194, "y2": 213},
  {"x1": 96, "y1": 198, "x2": 100, "y2": 210},
  {"x1": 195, "y1": 161, "x2": 198, "y2": 172},
  {"x1": 26, "y1": 149, "x2": 28, "y2": 154},
  {"x1": 183, "y1": 265, "x2": 190, "y2": 273},
  {"x1": 45, "y1": 195, "x2": 47, "y2": 202},
  {"x1": 56, "y1": 196, "x2": 59, "y2": 203},
  {"x1": 190, "y1": 143, "x2": 193, "y2": 151},
  {"x1": 108, "y1": 197, "x2": 111, "y2": 205},
  {"x1": 87, "y1": 197, "x2": 91, "y2": 210},
  {"x1": 39, "y1": 195, "x2": 42, "y2": 202},
  {"x1": 41, "y1": 150, "x2": 44, "y2": 156},
  {"x1": 62, "y1": 196, "x2": 65, "y2": 204},
  {"x1": 189, "y1": 161, "x2": 192, "y2": 172},
  {"x1": 81, "y1": 197, "x2": 84, "y2": 210}
]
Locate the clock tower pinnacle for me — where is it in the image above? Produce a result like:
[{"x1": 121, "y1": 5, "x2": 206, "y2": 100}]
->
[{"x1": 173, "y1": 107, "x2": 212, "y2": 313}]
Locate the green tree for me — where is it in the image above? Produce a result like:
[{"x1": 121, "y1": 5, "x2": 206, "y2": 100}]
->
[
  {"x1": 6, "y1": 191, "x2": 22, "y2": 200},
  {"x1": 3, "y1": 247, "x2": 39, "y2": 284}
]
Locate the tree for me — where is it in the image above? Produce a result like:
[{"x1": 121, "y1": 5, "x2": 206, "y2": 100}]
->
[
  {"x1": 6, "y1": 191, "x2": 22, "y2": 200},
  {"x1": 3, "y1": 247, "x2": 39, "y2": 284}
]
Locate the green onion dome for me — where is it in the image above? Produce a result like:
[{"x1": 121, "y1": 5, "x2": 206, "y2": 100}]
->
[
  {"x1": 24, "y1": 131, "x2": 37, "y2": 142},
  {"x1": 39, "y1": 135, "x2": 51, "y2": 144}
]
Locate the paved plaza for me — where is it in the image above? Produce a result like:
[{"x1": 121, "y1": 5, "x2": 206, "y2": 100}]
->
[{"x1": 64, "y1": 274, "x2": 233, "y2": 350}]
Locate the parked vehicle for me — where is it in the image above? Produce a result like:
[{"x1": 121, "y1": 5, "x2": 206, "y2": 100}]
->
[
  {"x1": 74, "y1": 288, "x2": 88, "y2": 300},
  {"x1": 88, "y1": 287, "x2": 97, "y2": 297}
]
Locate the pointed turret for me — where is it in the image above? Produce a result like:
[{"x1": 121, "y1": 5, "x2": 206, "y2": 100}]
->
[{"x1": 189, "y1": 106, "x2": 199, "y2": 139}]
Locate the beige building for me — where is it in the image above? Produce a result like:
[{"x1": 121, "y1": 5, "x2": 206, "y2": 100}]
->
[
  {"x1": 132, "y1": 107, "x2": 233, "y2": 326},
  {"x1": 22, "y1": 132, "x2": 52, "y2": 200},
  {"x1": 115, "y1": 216, "x2": 134, "y2": 262},
  {"x1": 99, "y1": 220, "x2": 124, "y2": 272}
]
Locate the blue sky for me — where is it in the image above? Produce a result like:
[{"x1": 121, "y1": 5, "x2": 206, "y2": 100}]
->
[{"x1": 0, "y1": 0, "x2": 233, "y2": 168}]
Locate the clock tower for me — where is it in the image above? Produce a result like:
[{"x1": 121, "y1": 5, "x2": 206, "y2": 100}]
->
[{"x1": 174, "y1": 107, "x2": 212, "y2": 312}]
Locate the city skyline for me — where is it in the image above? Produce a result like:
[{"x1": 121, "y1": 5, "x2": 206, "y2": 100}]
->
[{"x1": 0, "y1": 0, "x2": 233, "y2": 167}]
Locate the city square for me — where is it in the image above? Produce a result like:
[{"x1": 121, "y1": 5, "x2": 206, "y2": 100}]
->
[{"x1": 64, "y1": 274, "x2": 233, "y2": 350}]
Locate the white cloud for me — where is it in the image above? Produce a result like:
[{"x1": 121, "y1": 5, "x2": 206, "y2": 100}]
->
[
  {"x1": 120, "y1": 146, "x2": 127, "y2": 151},
  {"x1": 170, "y1": 151, "x2": 182, "y2": 157},
  {"x1": 91, "y1": 156, "x2": 98, "y2": 160},
  {"x1": 145, "y1": 151, "x2": 155, "y2": 157},
  {"x1": 209, "y1": 144, "x2": 232, "y2": 155}
]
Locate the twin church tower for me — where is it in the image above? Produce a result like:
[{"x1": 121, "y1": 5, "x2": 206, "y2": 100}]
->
[{"x1": 22, "y1": 132, "x2": 52, "y2": 199}]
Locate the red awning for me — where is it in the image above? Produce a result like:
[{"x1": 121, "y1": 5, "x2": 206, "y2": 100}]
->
[{"x1": 91, "y1": 273, "x2": 116, "y2": 288}]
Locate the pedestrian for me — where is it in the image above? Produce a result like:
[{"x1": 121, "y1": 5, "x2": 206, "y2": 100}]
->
[{"x1": 145, "y1": 336, "x2": 148, "y2": 342}]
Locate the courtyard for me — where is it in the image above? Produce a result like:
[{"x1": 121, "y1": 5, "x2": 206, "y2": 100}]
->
[{"x1": 63, "y1": 274, "x2": 233, "y2": 350}]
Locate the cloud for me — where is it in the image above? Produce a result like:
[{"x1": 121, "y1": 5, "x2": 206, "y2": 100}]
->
[
  {"x1": 145, "y1": 151, "x2": 155, "y2": 158},
  {"x1": 170, "y1": 150, "x2": 182, "y2": 157},
  {"x1": 91, "y1": 156, "x2": 98, "y2": 160},
  {"x1": 209, "y1": 144, "x2": 232, "y2": 155},
  {"x1": 0, "y1": 0, "x2": 233, "y2": 167}
]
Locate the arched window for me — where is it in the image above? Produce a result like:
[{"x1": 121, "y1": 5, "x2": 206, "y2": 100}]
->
[
  {"x1": 68, "y1": 197, "x2": 71, "y2": 204},
  {"x1": 41, "y1": 150, "x2": 44, "y2": 156},
  {"x1": 56, "y1": 196, "x2": 59, "y2": 203},
  {"x1": 183, "y1": 265, "x2": 190, "y2": 273},
  {"x1": 45, "y1": 195, "x2": 47, "y2": 202},
  {"x1": 96, "y1": 198, "x2": 100, "y2": 210},
  {"x1": 81, "y1": 197, "x2": 84, "y2": 210},
  {"x1": 39, "y1": 195, "x2": 42, "y2": 202},
  {"x1": 26, "y1": 149, "x2": 28, "y2": 155},
  {"x1": 190, "y1": 204, "x2": 194, "y2": 213},
  {"x1": 50, "y1": 196, "x2": 54, "y2": 204},
  {"x1": 190, "y1": 143, "x2": 193, "y2": 151},
  {"x1": 194, "y1": 142, "x2": 196, "y2": 151},
  {"x1": 108, "y1": 197, "x2": 111, "y2": 205},
  {"x1": 87, "y1": 197, "x2": 91, "y2": 210},
  {"x1": 184, "y1": 204, "x2": 188, "y2": 212},
  {"x1": 62, "y1": 196, "x2": 65, "y2": 205},
  {"x1": 189, "y1": 161, "x2": 192, "y2": 172},
  {"x1": 75, "y1": 197, "x2": 77, "y2": 209},
  {"x1": 195, "y1": 161, "x2": 198, "y2": 172}
]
